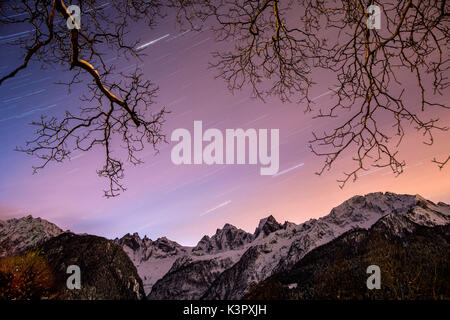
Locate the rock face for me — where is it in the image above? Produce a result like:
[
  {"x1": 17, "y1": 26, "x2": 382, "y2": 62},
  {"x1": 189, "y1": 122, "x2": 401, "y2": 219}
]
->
[
  {"x1": 201, "y1": 192, "x2": 449, "y2": 299},
  {"x1": 135, "y1": 192, "x2": 449, "y2": 300},
  {"x1": 143, "y1": 224, "x2": 254, "y2": 299},
  {"x1": 113, "y1": 223, "x2": 255, "y2": 298},
  {"x1": 245, "y1": 214, "x2": 450, "y2": 300},
  {"x1": 193, "y1": 224, "x2": 253, "y2": 254},
  {"x1": 114, "y1": 233, "x2": 190, "y2": 294},
  {"x1": 148, "y1": 256, "x2": 235, "y2": 300},
  {"x1": 275, "y1": 192, "x2": 450, "y2": 273},
  {"x1": 253, "y1": 215, "x2": 282, "y2": 239},
  {"x1": 0, "y1": 215, "x2": 63, "y2": 257},
  {"x1": 41, "y1": 233, "x2": 146, "y2": 300}
]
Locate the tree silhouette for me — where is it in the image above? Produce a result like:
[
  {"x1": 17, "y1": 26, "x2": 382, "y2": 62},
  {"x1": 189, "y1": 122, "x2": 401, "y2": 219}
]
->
[
  {"x1": 1, "y1": 0, "x2": 168, "y2": 197},
  {"x1": 366, "y1": 234, "x2": 449, "y2": 300},
  {"x1": 174, "y1": 0, "x2": 449, "y2": 187},
  {"x1": 1, "y1": 0, "x2": 448, "y2": 196}
]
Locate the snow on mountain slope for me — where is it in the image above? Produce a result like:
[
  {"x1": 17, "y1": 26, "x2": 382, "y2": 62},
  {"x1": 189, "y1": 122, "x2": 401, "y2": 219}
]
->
[
  {"x1": 124, "y1": 217, "x2": 286, "y2": 298},
  {"x1": 146, "y1": 223, "x2": 254, "y2": 299},
  {"x1": 148, "y1": 254, "x2": 237, "y2": 299},
  {"x1": 245, "y1": 213, "x2": 450, "y2": 300},
  {"x1": 201, "y1": 192, "x2": 450, "y2": 299},
  {"x1": 114, "y1": 233, "x2": 191, "y2": 294},
  {"x1": 192, "y1": 223, "x2": 253, "y2": 253},
  {"x1": 114, "y1": 225, "x2": 255, "y2": 296},
  {"x1": 0, "y1": 215, "x2": 64, "y2": 257},
  {"x1": 253, "y1": 215, "x2": 282, "y2": 239},
  {"x1": 6, "y1": 192, "x2": 444, "y2": 299},
  {"x1": 277, "y1": 192, "x2": 450, "y2": 273}
]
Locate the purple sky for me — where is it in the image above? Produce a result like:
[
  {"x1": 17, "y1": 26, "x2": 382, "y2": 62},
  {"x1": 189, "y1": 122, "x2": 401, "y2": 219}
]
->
[{"x1": 0, "y1": 5, "x2": 449, "y2": 246}]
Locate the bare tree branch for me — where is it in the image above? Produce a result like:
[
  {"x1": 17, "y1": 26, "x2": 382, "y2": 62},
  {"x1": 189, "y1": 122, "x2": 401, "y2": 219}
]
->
[
  {"x1": 1, "y1": 0, "x2": 448, "y2": 195},
  {"x1": 173, "y1": 0, "x2": 450, "y2": 185},
  {"x1": 1, "y1": 0, "x2": 168, "y2": 197},
  {"x1": 432, "y1": 155, "x2": 450, "y2": 170}
]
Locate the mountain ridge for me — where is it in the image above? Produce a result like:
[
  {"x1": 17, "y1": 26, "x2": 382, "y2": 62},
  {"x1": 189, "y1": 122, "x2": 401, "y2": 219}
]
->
[
  {"x1": 1, "y1": 191, "x2": 449, "y2": 300},
  {"x1": 245, "y1": 213, "x2": 450, "y2": 300},
  {"x1": 0, "y1": 214, "x2": 64, "y2": 257}
]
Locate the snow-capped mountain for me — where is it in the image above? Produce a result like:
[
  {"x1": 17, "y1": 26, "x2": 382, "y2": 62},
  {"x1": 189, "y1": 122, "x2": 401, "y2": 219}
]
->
[
  {"x1": 202, "y1": 192, "x2": 449, "y2": 299},
  {"x1": 246, "y1": 213, "x2": 450, "y2": 300},
  {"x1": 253, "y1": 215, "x2": 283, "y2": 239},
  {"x1": 114, "y1": 223, "x2": 255, "y2": 296},
  {"x1": 193, "y1": 223, "x2": 253, "y2": 253},
  {"x1": 0, "y1": 215, "x2": 64, "y2": 257},
  {"x1": 125, "y1": 192, "x2": 448, "y2": 299},
  {"x1": 113, "y1": 233, "x2": 190, "y2": 294},
  {"x1": 275, "y1": 192, "x2": 450, "y2": 274},
  {"x1": 1, "y1": 192, "x2": 448, "y2": 300}
]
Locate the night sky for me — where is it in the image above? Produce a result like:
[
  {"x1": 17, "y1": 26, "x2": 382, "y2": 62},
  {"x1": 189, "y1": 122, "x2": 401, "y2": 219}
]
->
[{"x1": 0, "y1": 3, "x2": 449, "y2": 245}]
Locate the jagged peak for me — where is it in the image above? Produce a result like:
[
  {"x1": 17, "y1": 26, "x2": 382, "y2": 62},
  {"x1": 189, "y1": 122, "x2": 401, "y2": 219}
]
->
[
  {"x1": 193, "y1": 222, "x2": 252, "y2": 253},
  {"x1": 155, "y1": 236, "x2": 181, "y2": 246},
  {"x1": 212, "y1": 223, "x2": 238, "y2": 236},
  {"x1": 151, "y1": 237, "x2": 182, "y2": 254},
  {"x1": 7, "y1": 214, "x2": 34, "y2": 222},
  {"x1": 282, "y1": 221, "x2": 297, "y2": 230},
  {"x1": 257, "y1": 215, "x2": 278, "y2": 228},
  {"x1": 221, "y1": 223, "x2": 237, "y2": 230},
  {"x1": 0, "y1": 214, "x2": 64, "y2": 257},
  {"x1": 119, "y1": 232, "x2": 142, "y2": 241},
  {"x1": 199, "y1": 234, "x2": 210, "y2": 241},
  {"x1": 1, "y1": 214, "x2": 63, "y2": 231},
  {"x1": 254, "y1": 215, "x2": 282, "y2": 238},
  {"x1": 4, "y1": 214, "x2": 35, "y2": 224},
  {"x1": 118, "y1": 232, "x2": 156, "y2": 245}
]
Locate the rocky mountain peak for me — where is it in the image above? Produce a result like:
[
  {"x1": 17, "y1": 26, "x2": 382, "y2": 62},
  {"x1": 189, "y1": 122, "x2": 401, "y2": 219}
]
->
[
  {"x1": 322, "y1": 192, "x2": 427, "y2": 229},
  {"x1": 222, "y1": 223, "x2": 236, "y2": 230},
  {"x1": 115, "y1": 233, "x2": 183, "y2": 257},
  {"x1": 0, "y1": 214, "x2": 64, "y2": 257},
  {"x1": 253, "y1": 215, "x2": 282, "y2": 238},
  {"x1": 114, "y1": 232, "x2": 189, "y2": 294},
  {"x1": 115, "y1": 232, "x2": 146, "y2": 251},
  {"x1": 193, "y1": 223, "x2": 252, "y2": 254},
  {"x1": 372, "y1": 213, "x2": 418, "y2": 236},
  {"x1": 153, "y1": 237, "x2": 183, "y2": 253}
]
